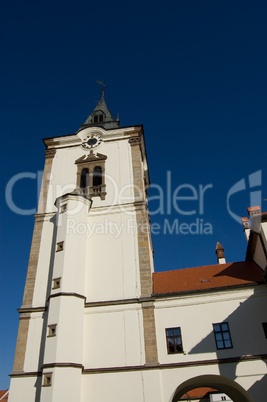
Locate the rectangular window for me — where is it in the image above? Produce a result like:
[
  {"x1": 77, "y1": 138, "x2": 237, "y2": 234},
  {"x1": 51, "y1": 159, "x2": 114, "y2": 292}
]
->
[
  {"x1": 60, "y1": 203, "x2": 67, "y2": 213},
  {"x1": 43, "y1": 373, "x2": 52, "y2": 387},
  {"x1": 47, "y1": 324, "x2": 57, "y2": 337},
  {"x1": 262, "y1": 322, "x2": 267, "y2": 338},
  {"x1": 166, "y1": 327, "x2": 183, "y2": 354},
  {"x1": 213, "y1": 322, "x2": 233, "y2": 350},
  {"x1": 56, "y1": 241, "x2": 64, "y2": 252},
  {"x1": 52, "y1": 277, "x2": 61, "y2": 289}
]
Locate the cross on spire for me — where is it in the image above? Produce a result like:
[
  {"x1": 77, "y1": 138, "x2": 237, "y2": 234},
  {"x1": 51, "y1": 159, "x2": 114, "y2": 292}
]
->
[{"x1": 96, "y1": 80, "x2": 106, "y2": 97}]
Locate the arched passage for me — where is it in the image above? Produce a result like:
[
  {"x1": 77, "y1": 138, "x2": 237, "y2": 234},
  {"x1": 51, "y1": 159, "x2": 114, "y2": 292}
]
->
[{"x1": 171, "y1": 374, "x2": 254, "y2": 402}]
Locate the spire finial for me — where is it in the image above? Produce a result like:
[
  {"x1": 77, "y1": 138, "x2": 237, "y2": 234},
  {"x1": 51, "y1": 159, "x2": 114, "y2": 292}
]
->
[{"x1": 96, "y1": 80, "x2": 106, "y2": 98}]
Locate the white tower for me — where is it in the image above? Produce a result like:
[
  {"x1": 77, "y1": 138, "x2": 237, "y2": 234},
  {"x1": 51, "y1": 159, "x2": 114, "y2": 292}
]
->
[{"x1": 9, "y1": 93, "x2": 158, "y2": 402}]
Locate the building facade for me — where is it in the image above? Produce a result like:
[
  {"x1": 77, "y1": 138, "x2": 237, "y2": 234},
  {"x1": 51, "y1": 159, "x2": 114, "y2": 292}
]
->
[{"x1": 9, "y1": 96, "x2": 267, "y2": 402}]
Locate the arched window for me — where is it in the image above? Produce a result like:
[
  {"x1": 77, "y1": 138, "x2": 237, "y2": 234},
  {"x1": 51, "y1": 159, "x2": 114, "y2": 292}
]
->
[
  {"x1": 80, "y1": 168, "x2": 89, "y2": 188},
  {"x1": 93, "y1": 166, "x2": 102, "y2": 187},
  {"x1": 75, "y1": 152, "x2": 107, "y2": 200}
]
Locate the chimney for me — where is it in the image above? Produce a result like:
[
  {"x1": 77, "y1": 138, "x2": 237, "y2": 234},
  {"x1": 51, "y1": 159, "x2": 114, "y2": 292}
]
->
[
  {"x1": 241, "y1": 217, "x2": 250, "y2": 240},
  {"x1": 215, "y1": 242, "x2": 226, "y2": 264},
  {"x1": 247, "y1": 206, "x2": 261, "y2": 234}
]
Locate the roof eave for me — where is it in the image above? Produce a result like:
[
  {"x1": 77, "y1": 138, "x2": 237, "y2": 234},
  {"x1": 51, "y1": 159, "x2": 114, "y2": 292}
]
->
[{"x1": 152, "y1": 281, "x2": 265, "y2": 299}]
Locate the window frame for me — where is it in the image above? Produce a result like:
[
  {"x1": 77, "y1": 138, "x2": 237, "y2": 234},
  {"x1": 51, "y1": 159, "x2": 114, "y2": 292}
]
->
[
  {"x1": 165, "y1": 327, "x2": 184, "y2": 354},
  {"x1": 262, "y1": 322, "x2": 267, "y2": 338},
  {"x1": 93, "y1": 113, "x2": 104, "y2": 123},
  {"x1": 213, "y1": 322, "x2": 233, "y2": 350}
]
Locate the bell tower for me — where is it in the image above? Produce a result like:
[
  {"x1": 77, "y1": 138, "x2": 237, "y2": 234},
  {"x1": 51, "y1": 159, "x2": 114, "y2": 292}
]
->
[{"x1": 9, "y1": 94, "x2": 158, "y2": 402}]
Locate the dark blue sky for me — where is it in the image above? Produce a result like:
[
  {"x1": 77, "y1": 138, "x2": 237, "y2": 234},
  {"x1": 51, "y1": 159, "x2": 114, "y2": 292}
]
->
[{"x1": 1, "y1": 0, "x2": 267, "y2": 389}]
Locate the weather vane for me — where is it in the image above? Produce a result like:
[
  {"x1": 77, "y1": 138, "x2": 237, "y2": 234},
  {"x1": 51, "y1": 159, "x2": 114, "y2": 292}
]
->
[{"x1": 96, "y1": 80, "x2": 106, "y2": 96}]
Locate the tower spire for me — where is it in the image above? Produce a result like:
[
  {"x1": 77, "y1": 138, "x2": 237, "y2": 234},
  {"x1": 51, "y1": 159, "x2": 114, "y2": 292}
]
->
[{"x1": 81, "y1": 82, "x2": 120, "y2": 130}]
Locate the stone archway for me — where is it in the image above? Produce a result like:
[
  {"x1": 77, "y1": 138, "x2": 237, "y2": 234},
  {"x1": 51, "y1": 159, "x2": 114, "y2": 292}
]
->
[{"x1": 171, "y1": 374, "x2": 254, "y2": 402}]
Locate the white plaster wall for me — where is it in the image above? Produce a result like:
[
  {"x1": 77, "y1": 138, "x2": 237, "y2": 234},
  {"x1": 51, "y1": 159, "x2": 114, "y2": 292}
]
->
[
  {"x1": 43, "y1": 147, "x2": 78, "y2": 214},
  {"x1": 38, "y1": 128, "x2": 144, "y2": 303},
  {"x1": 9, "y1": 376, "x2": 41, "y2": 402},
  {"x1": 92, "y1": 138, "x2": 135, "y2": 208},
  {"x1": 44, "y1": 296, "x2": 84, "y2": 364},
  {"x1": 56, "y1": 196, "x2": 90, "y2": 296},
  {"x1": 23, "y1": 312, "x2": 46, "y2": 372},
  {"x1": 32, "y1": 196, "x2": 91, "y2": 307},
  {"x1": 155, "y1": 287, "x2": 267, "y2": 365},
  {"x1": 40, "y1": 367, "x2": 82, "y2": 402},
  {"x1": 81, "y1": 370, "x2": 162, "y2": 402},
  {"x1": 83, "y1": 303, "x2": 145, "y2": 368},
  {"x1": 253, "y1": 236, "x2": 266, "y2": 270},
  {"x1": 85, "y1": 207, "x2": 141, "y2": 301},
  {"x1": 42, "y1": 196, "x2": 89, "y2": 366},
  {"x1": 32, "y1": 217, "x2": 55, "y2": 307},
  {"x1": 44, "y1": 129, "x2": 136, "y2": 215},
  {"x1": 79, "y1": 361, "x2": 265, "y2": 402},
  {"x1": 42, "y1": 296, "x2": 60, "y2": 364}
]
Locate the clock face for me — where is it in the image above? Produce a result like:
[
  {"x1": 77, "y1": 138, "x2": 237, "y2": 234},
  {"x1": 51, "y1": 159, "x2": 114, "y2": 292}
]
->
[{"x1": 82, "y1": 134, "x2": 102, "y2": 149}]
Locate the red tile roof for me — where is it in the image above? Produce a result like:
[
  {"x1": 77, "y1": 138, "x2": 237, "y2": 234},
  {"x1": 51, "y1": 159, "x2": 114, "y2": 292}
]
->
[
  {"x1": 0, "y1": 390, "x2": 8, "y2": 401},
  {"x1": 181, "y1": 387, "x2": 217, "y2": 399},
  {"x1": 153, "y1": 261, "x2": 264, "y2": 295}
]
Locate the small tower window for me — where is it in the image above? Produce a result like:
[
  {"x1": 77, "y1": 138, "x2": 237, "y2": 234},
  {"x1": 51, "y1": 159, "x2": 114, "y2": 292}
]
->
[
  {"x1": 56, "y1": 241, "x2": 64, "y2": 252},
  {"x1": 43, "y1": 373, "x2": 52, "y2": 387},
  {"x1": 80, "y1": 168, "x2": 89, "y2": 188},
  {"x1": 60, "y1": 203, "x2": 67, "y2": 213},
  {"x1": 47, "y1": 324, "x2": 57, "y2": 337},
  {"x1": 52, "y1": 277, "x2": 61, "y2": 289},
  {"x1": 93, "y1": 166, "x2": 102, "y2": 187}
]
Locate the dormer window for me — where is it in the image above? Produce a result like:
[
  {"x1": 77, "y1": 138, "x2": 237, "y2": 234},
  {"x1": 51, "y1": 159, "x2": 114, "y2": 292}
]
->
[{"x1": 93, "y1": 112, "x2": 104, "y2": 124}]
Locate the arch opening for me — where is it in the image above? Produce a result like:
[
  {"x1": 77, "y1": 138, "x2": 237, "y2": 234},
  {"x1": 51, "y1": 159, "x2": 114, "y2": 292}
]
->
[
  {"x1": 80, "y1": 168, "x2": 89, "y2": 188},
  {"x1": 171, "y1": 375, "x2": 254, "y2": 402},
  {"x1": 93, "y1": 166, "x2": 102, "y2": 187}
]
